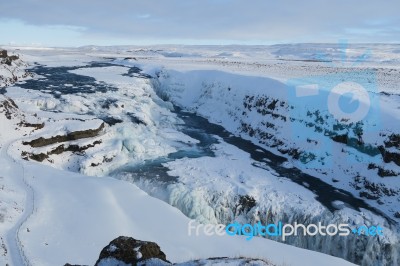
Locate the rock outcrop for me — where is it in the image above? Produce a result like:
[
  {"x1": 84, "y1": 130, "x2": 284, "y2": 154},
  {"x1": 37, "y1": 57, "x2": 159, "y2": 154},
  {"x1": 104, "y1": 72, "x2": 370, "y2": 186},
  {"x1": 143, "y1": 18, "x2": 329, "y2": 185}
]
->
[
  {"x1": 94, "y1": 236, "x2": 169, "y2": 266},
  {"x1": 0, "y1": 48, "x2": 32, "y2": 88},
  {"x1": 65, "y1": 236, "x2": 274, "y2": 266},
  {"x1": 22, "y1": 123, "x2": 105, "y2": 148},
  {"x1": 0, "y1": 49, "x2": 19, "y2": 66},
  {"x1": 0, "y1": 49, "x2": 7, "y2": 58}
]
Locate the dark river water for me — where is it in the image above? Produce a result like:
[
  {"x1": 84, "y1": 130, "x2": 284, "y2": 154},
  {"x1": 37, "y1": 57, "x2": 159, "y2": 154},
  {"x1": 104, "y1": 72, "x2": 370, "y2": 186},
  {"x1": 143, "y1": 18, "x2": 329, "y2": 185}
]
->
[{"x1": 16, "y1": 61, "x2": 394, "y2": 224}]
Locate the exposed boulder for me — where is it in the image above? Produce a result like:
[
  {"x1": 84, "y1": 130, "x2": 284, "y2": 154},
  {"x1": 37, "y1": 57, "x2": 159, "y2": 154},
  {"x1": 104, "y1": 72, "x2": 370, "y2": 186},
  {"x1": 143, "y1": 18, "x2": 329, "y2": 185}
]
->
[
  {"x1": 94, "y1": 236, "x2": 169, "y2": 266},
  {"x1": 65, "y1": 236, "x2": 274, "y2": 266}
]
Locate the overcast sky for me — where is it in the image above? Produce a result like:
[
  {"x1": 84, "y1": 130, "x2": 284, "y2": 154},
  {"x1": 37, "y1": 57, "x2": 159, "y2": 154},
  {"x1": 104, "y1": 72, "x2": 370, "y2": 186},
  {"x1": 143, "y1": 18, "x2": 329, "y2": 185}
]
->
[{"x1": 0, "y1": 0, "x2": 399, "y2": 46}]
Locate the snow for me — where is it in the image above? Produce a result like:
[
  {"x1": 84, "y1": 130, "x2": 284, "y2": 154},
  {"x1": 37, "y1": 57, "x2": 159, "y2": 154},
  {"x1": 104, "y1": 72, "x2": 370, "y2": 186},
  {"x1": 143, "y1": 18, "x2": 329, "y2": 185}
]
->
[
  {"x1": 163, "y1": 139, "x2": 323, "y2": 224},
  {"x1": 107, "y1": 244, "x2": 118, "y2": 253},
  {"x1": 110, "y1": 44, "x2": 400, "y2": 265},
  {"x1": 6, "y1": 64, "x2": 195, "y2": 177},
  {"x1": 151, "y1": 62, "x2": 400, "y2": 226},
  {"x1": 97, "y1": 258, "x2": 130, "y2": 266},
  {"x1": 2, "y1": 44, "x2": 400, "y2": 266},
  {"x1": 1, "y1": 146, "x2": 355, "y2": 266},
  {"x1": 0, "y1": 95, "x2": 37, "y2": 266}
]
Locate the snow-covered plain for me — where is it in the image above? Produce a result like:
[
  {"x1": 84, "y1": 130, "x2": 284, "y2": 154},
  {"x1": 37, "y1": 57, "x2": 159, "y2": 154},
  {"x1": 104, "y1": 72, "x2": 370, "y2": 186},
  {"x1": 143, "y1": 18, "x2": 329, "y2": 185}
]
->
[{"x1": 1, "y1": 44, "x2": 399, "y2": 265}]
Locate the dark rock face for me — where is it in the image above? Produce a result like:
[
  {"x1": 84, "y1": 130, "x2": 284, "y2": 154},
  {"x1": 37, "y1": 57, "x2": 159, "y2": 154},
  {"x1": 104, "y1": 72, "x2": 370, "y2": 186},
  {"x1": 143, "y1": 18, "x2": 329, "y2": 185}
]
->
[
  {"x1": 379, "y1": 144, "x2": 400, "y2": 167},
  {"x1": 0, "y1": 97, "x2": 19, "y2": 119},
  {"x1": 27, "y1": 152, "x2": 49, "y2": 162},
  {"x1": 0, "y1": 49, "x2": 7, "y2": 58},
  {"x1": 237, "y1": 195, "x2": 257, "y2": 214},
  {"x1": 0, "y1": 50, "x2": 19, "y2": 66},
  {"x1": 0, "y1": 49, "x2": 32, "y2": 87},
  {"x1": 94, "y1": 236, "x2": 169, "y2": 266},
  {"x1": 21, "y1": 140, "x2": 103, "y2": 162},
  {"x1": 22, "y1": 123, "x2": 105, "y2": 147},
  {"x1": 8, "y1": 55, "x2": 19, "y2": 61}
]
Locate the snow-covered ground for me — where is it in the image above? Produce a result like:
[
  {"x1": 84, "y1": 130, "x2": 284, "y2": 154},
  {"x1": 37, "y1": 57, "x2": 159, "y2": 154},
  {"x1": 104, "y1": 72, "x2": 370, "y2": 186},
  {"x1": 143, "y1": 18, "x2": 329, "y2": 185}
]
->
[
  {"x1": 1, "y1": 44, "x2": 399, "y2": 265},
  {"x1": 113, "y1": 44, "x2": 400, "y2": 264},
  {"x1": 0, "y1": 125, "x2": 355, "y2": 265}
]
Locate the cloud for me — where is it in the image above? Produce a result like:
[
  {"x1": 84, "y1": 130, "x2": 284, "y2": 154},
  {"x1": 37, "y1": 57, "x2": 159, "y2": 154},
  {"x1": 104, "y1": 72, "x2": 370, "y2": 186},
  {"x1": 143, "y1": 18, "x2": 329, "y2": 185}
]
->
[{"x1": 0, "y1": 0, "x2": 399, "y2": 45}]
